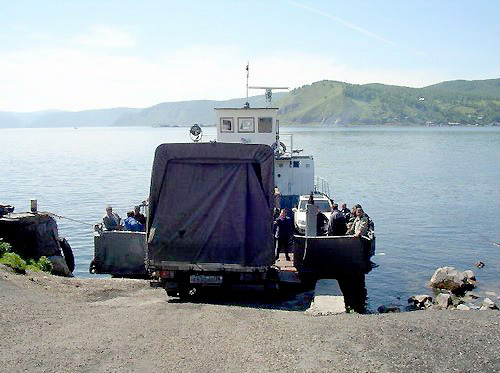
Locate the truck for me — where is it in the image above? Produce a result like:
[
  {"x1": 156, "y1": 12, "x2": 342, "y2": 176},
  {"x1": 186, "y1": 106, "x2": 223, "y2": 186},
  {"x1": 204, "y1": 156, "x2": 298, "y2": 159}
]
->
[{"x1": 146, "y1": 142, "x2": 278, "y2": 298}]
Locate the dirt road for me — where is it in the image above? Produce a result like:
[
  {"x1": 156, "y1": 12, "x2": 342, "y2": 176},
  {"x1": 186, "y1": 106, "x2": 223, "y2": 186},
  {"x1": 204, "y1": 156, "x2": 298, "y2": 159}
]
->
[{"x1": 0, "y1": 266, "x2": 498, "y2": 372}]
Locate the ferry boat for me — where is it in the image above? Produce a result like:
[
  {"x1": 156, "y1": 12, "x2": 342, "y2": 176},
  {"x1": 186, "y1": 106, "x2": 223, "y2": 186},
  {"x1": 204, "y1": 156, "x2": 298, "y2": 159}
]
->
[{"x1": 91, "y1": 80, "x2": 375, "y2": 289}]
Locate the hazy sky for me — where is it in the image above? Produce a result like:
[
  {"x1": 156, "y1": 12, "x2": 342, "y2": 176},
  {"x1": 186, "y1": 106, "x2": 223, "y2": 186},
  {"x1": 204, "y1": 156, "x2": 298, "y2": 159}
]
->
[{"x1": 0, "y1": 0, "x2": 498, "y2": 112}]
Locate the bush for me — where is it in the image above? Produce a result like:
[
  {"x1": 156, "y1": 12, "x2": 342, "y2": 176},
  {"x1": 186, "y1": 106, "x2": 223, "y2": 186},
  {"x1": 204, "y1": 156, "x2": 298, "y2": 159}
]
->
[
  {"x1": 26, "y1": 256, "x2": 53, "y2": 273},
  {"x1": 0, "y1": 252, "x2": 27, "y2": 273},
  {"x1": 0, "y1": 239, "x2": 11, "y2": 256},
  {"x1": 36, "y1": 256, "x2": 53, "y2": 272}
]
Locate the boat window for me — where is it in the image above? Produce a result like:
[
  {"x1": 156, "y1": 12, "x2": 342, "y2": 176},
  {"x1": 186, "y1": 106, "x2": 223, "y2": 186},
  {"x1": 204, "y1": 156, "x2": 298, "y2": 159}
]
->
[
  {"x1": 293, "y1": 161, "x2": 300, "y2": 168},
  {"x1": 238, "y1": 117, "x2": 254, "y2": 133},
  {"x1": 258, "y1": 117, "x2": 273, "y2": 133},
  {"x1": 220, "y1": 117, "x2": 234, "y2": 133},
  {"x1": 298, "y1": 200, "x2": 331, "y2": 212}
]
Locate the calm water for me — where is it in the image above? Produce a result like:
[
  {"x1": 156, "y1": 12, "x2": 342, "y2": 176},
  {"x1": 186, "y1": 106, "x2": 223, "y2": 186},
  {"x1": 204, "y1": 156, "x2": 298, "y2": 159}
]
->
[{"x1": 1, "y1": 126, "x2": 499, "y2": 310}]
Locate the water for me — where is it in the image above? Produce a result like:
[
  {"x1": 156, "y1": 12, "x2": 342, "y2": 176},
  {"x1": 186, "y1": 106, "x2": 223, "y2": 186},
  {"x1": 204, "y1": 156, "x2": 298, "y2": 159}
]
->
[{"x1": 1, "y1": 126, "x2": 499, "y2": 310}]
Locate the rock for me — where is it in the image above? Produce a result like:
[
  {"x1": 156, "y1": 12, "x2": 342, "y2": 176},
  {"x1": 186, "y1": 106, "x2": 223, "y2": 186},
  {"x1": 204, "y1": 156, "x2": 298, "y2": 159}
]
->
[
  {"x1": 429, "y1": 267, "x2": 476, "y2": 293},
  {"x1": 47, "y1": 255, "x2": 71, "y2": 277},
  {"x1": 456, "y1": 304, "x2": 470, "y2": 311},
  {"x1": 377, "y1": 304, "x2": 400, "y2": 313},
  {"x1": 435, "y1": 293, "x2": 452, "y2": 309},
  {"x1": 475, "y1": 261, "x2": 485, "y2": 268},
  {"x1": 481, "y1": 298, "x2": 498, "y2": 310},
  {"x1": 423, "y1": 300, "x2": 433, "y2": 309},
  {"x1": 408, "y1": 295, "x2": 432, "y2": 309}
]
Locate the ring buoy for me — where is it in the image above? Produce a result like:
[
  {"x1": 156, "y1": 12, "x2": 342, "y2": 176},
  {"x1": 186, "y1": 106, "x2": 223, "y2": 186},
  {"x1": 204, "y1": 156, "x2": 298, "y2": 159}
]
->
[
  {"x1": 59, "y1": 238, "x2": 75, "y2": 273},
  {"x1": 271, "y1": 141, "x2": 286, "y2": 154}
]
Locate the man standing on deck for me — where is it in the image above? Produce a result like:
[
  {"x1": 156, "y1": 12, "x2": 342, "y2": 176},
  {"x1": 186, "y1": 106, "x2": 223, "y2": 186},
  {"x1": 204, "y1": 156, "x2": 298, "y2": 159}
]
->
[
  {"x1": 274, "y1": 209, "x2": 292, "y2": 261},
  {"x1": 327, "y1": 203, "x2": 347, "y2": 236},
  {"x1": 103, "y1": 206, "x2": 122, "y2": 231},
  {"x1": 346, "y1": 207, "x2": 369, "y2": 238},
  {"x1": 340, "y1": 203, "x2": 351, "y2": 221}
]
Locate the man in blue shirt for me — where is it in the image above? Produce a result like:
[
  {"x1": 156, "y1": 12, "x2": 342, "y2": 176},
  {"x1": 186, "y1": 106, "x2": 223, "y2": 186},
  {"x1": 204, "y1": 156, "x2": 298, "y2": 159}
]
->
[{"x1": 124, "y1": 211, "x2": 144, "y2": 232}]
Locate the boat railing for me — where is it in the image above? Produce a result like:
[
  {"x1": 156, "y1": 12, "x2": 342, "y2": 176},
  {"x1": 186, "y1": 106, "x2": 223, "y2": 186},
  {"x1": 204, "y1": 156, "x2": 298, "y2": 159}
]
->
[
  {"x1": 314, "y1": 176, "x2": 330, "y2": 197},
  {"x1": 278, "y1": 133, "x2": 293, "y2": 156}
]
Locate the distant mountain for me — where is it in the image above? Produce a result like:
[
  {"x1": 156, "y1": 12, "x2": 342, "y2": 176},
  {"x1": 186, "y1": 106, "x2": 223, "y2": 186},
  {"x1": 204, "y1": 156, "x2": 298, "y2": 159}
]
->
[
  {"x1": 30, "y1": 107, "x2": 142, "y2": 127},
  {"x1": 114, "y1": 94, "x2": 285, "y2": 127},
  {"x1": 276, "y1": 79, "x2": 500, "y2": 125},
  {"x1": 0, "y1": 112, "x2": 24, "y2": 128},
  {"x1": 0, "y1": 78, "x2": 498, "y2": 127}
]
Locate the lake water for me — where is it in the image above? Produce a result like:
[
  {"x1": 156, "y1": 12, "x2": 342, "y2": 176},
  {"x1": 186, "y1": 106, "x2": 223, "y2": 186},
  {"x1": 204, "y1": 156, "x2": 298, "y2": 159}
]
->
[{"x1": 1, "y1": 126, "x2": 499, "y2": 310}]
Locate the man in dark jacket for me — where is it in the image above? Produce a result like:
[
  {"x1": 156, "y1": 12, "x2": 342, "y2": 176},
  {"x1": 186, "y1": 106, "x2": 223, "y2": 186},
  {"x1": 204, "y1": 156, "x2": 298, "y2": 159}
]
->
[
  {"x1": 327, "y1": 203, "x2": 347, "y2": 236},
  {"x1": 274, "y1": 209, "x2": 292, "y2": 261},
  {"x1": 340, "y1": 203, "x2": 351, "y2": 221}
]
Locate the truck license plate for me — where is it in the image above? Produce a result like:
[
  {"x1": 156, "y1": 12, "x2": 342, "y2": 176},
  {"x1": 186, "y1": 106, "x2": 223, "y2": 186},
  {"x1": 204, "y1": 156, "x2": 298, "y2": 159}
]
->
[{"x1": 190, "y1": 275, "x2": 223, "y2": 284}]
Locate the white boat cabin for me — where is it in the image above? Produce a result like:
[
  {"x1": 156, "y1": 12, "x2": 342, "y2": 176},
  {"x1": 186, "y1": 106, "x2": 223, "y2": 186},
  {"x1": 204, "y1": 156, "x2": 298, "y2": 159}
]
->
[{"x1": 215, "y1": 107, "x2": 315, "y2": 207}]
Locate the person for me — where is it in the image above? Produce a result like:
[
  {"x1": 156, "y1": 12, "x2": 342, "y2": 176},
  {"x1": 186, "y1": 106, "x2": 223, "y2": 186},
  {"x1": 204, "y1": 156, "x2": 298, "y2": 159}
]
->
[
  {"x1": 346, "y1": 207, "x2": 369, "y2": 237},
  {"x1": 316, "y1": 211, "x2": 329, "y2": 236},
  {"x1": 124, "y1": 211, "x2": 145, "y2": 232},
  {"x1": 133, "y1": 205, "x2": 146, "y2": 226},
  {"x1": 327, "y1": 203, "x2": 347, "y2": 236},
  {"x1": 103, "y1": 206, "x2": 122, "y2": 231},
  {"x1": 340, "y1": 203, "x2": 351, "y2": 221},
  {"x1": 274, "y1": 209, "x2": 292, "y2": 261}
]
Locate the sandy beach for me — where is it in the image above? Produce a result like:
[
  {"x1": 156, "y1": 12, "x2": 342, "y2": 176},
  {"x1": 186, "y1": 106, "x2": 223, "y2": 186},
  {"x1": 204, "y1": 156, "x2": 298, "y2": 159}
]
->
[{"x1": 0, "y1": 265, "x2": 498, "y2": 373}]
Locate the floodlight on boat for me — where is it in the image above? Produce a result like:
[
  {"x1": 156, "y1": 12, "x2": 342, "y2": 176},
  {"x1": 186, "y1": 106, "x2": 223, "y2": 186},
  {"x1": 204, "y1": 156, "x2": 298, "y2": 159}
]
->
[{"x1": 189, "y1": 124, "x2": 203, "y2": 142}]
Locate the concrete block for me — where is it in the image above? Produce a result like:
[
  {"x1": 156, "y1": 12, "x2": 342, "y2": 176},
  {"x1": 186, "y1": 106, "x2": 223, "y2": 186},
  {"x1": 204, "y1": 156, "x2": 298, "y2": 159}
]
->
[{"x1": 305, "y1": 279, "x2": 346, "y2": 316}]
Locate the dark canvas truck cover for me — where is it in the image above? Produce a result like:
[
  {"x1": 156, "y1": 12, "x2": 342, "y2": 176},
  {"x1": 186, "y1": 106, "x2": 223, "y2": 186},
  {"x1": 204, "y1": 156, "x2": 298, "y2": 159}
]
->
[{"x1": 147, "y1": 143, "x2": 275, "y2": 270}]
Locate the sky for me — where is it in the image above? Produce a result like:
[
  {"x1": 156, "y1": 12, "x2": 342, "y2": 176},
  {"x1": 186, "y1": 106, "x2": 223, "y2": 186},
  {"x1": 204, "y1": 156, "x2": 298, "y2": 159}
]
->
[{"x1": 0, "y1": 0, "x2": 499, "y2": 112}]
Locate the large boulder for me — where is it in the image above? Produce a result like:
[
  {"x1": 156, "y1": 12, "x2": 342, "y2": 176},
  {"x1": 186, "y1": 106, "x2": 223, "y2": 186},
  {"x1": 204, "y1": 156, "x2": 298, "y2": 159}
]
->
[
  {"x1": 0, "y1": 212, "x2": 73, "y2": 277},
  {"x1": 429, "y1": 267, "x2": 476, "y2": 293}
]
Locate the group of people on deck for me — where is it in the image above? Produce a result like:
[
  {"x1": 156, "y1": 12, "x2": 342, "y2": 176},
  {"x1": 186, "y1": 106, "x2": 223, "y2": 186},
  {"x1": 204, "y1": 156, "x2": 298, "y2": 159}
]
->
[
  {"x1": 273, "y1": 196, "x2": 373, "y2": 261},
  {"x1": 102, "y1": 205, "x2": 147, "y2": 232}
]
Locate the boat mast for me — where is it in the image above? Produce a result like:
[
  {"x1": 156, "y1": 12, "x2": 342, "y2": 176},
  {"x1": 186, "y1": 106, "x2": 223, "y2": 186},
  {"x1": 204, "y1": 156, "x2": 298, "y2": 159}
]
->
[{"x1": 245, "y1": 62, "x2": 250, "y2": 108}]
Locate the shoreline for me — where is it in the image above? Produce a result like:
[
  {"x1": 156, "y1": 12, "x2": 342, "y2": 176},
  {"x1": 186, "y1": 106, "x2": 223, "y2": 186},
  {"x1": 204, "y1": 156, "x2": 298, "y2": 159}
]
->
[{"x1": 1, "y1": 265, "x2": 499, "y2": 372}]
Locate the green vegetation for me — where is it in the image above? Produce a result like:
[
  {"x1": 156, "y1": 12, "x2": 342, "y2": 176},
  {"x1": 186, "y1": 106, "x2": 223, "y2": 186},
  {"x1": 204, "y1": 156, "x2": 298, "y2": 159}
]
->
[
  {"x1": 0, "y1": 238, "x2": 53, "y2": 274},
  {"x1": 276, "y1": 79, "x2": 500, "y2": 125},
  {"x1": 0, "y1": 252, "x2": 27, "y2": 273}
]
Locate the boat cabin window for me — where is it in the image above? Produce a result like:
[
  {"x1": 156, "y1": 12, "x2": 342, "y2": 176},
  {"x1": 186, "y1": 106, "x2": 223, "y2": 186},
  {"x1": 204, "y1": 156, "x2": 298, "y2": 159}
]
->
[
  {"x1": 258, "y1": 117, "x2": 273, "y2": 133},
  {"x1": 238, "y1": 117, "x2": 254, "y2": 133},
  {"x1": 298, "y1": 200, "x2": 332, "y2": 212},
  {"x1": 220, "y1": 117, "x2": 234, "y2": 132},
  {"x1": 293, "y1": 160, "x2": 300, "y2": 168}
]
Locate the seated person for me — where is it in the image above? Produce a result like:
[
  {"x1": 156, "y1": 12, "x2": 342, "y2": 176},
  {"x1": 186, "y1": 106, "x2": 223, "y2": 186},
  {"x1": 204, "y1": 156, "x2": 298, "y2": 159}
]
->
[
  {"x1": 327, "y1": 203, "x2": 347, "y2": 236},
  {"x1": 133, "y1": 205, "x2": 147, "y2": 226},
  {"x1": 124, "y1": 211, "x2": 144, "y2": 232},
  {"x1": 346, "y1": 207, "x2": 369, "y2": 237},
  {"x1": 103, "y1": 206, "x2": 122, "y2": 231}
]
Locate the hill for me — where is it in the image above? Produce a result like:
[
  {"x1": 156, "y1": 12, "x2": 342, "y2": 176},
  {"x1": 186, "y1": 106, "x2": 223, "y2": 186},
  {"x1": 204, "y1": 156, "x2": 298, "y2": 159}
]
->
[
  {"x1": 276, "y1": 79, "x2": 500, "y2": 125},
  {"x1": 114, "y1": 94, "x2": 284, "y2": 127},
  {"x1": 0, "y1": 78, "x2": 498, "y2": 127}
]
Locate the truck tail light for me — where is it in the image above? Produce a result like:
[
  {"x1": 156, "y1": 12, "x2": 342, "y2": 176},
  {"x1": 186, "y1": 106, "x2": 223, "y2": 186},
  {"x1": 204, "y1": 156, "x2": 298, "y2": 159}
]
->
[{"x1": 159, "y1": 270, "x2": 175, "y2": 279}]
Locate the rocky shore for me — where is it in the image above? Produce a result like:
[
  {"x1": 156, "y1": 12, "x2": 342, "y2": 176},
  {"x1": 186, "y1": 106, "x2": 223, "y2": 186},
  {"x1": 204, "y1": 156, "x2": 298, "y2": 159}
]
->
[{"x1": 1, "y1": 265, "x2": 499, "y2": 373}]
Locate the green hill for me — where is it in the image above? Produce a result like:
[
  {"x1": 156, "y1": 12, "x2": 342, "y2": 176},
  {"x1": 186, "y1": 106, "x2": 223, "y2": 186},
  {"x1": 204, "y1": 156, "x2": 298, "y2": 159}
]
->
[
  {"x1": 1, "y1": 79, "x2": 498, "y2": 127},
  {"x1": 276, "y1": 79, "x2": 500, "y2": 125}
]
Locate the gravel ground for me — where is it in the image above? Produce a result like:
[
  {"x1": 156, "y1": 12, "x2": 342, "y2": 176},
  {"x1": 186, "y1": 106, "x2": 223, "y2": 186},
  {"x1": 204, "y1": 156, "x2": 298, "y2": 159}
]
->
[{"x1": 0, "y1": 265, "x2": 498, "y2": 373}]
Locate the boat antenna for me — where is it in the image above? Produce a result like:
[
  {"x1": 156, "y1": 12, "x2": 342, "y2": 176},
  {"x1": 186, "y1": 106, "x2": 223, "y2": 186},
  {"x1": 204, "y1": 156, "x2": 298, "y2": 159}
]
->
[
  {"x1": 245, "y1": 62, "x2": 250, "y2": 108},
  {"x1": 248, "y1": 86, "x2": 289, "y2": 108}
]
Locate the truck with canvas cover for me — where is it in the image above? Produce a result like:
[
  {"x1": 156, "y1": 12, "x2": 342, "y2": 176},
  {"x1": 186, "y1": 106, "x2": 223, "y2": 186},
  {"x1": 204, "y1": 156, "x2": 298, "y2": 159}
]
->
[{"x1": 146, "y1": 142, "x2": 276, "y2": 298}]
